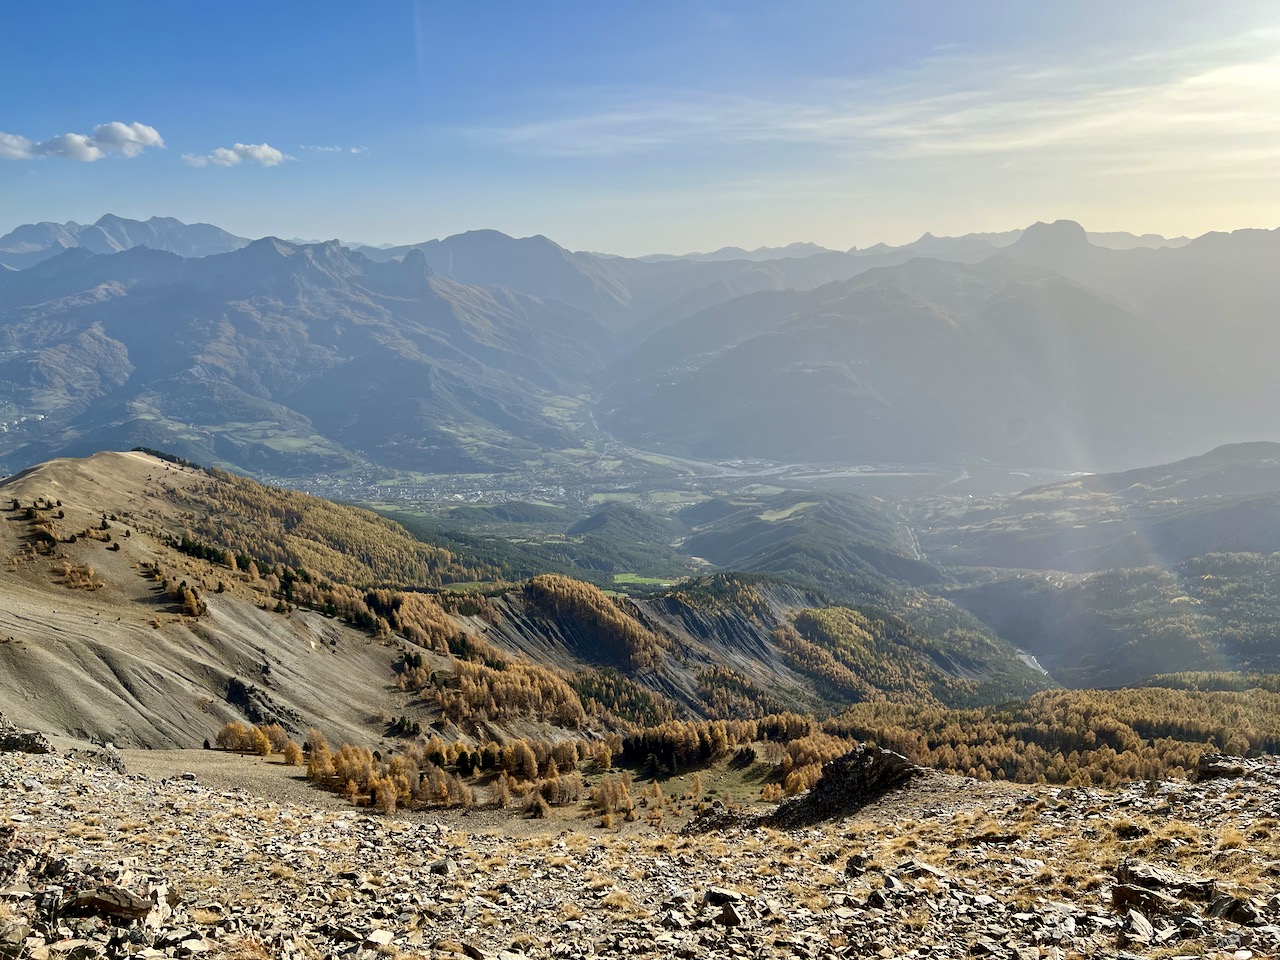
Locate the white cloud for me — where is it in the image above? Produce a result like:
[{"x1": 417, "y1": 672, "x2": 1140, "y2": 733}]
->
[
  {"x1": 183, "y1": 142, "x2": 291, "y2": 168},
  {"x1": 84, "y1": 121, "x2": 165, "y2": 158},
  {"x1": 299, "y1": 144, "x2": 368, "y2": 155},
  {"x1": 0, "y1": 133, "x2": 34, "y2": 160},
  {"x1": 36, "y1": 133, "x2": 102, "y2": 161},
  {"x1": 468, "y1": 26, "x2": 1280, "y2": 185},
  {"x1": 0, "y1": 121, "x2": 164, "y2": 161}
]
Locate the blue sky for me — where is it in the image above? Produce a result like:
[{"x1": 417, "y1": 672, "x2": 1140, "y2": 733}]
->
[{"x1": 2, "y1": 1, "x2": 1277, "y2": 254}]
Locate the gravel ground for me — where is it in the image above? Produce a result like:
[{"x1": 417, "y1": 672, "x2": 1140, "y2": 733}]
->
[
  {"x1": 4, "y1": 747, "x2": 1280, "y2": 960},
  {"x1": 119, "y1": 748, "x2": 350, "y2": 811}
]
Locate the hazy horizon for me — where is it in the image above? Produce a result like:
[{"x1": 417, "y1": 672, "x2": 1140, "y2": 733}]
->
[
  {"x1": 1, "y1": 211, "x2": 1254, "y2": 260},
  {"x1": 2, "y1": 1, "x2": 1277, "y2": 256}
]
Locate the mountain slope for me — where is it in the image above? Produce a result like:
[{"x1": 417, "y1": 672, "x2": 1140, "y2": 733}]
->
[
  {"x1": 604, "y1": 256, "x2": 1208, "y2": 469},
  {"x1": 908, "y1": 443, "x2": 1280, "y2": 687},
  {"x1": 913, "y1": 442, "x2": 1280, "y2": 572},
  {"x1": 679, "y1": 491, "x2": 939, "y2": 590},
  {"x1": 1001, "y1": 222, "x2": 1280, "y2": 420},
  {"x1": 945, "y1": 554, "x2": 1280, "y2": 688},
  {"x1": 0, "y1": 452, "x2": 410, "y2": 746},
  {"x1": 0, "y1": 239, "x2": 610, "y2": 473}
]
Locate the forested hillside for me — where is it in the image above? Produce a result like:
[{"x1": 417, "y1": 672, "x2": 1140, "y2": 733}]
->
[
  {"x1": 910, "y1": 443, "x2": 1280, "y2": 688},
  {"x1": 5, "y1": 447, "x2": 1280, "y2": 799}
]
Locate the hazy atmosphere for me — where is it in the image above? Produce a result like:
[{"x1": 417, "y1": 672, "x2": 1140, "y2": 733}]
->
[{"x1": 3, "y1": 1, "x2": 1278, "y2": 253}]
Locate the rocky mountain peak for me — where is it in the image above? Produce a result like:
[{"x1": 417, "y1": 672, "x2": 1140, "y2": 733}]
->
[
  {"x1": 399, "y1": 246, "x2": 433, "y2": 276},
  {"x1": 1014, "y1": 219, "x2": 1091, "y2": 256}
]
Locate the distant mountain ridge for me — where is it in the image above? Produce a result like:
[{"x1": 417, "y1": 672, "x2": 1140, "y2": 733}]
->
[
  {"x1": 0, "y1": 213, "x2": 1197, "y2": 276},
  {"x1": 604, "y1": 223, "x2": 1280, "y2": 472},
  {"x1": 0, "y1": 214, "x2": 249, "y2": 269},
  {"x1": 637, "y1": 241, "x2": 840, "y2": 262},
  {"x1": 633, "y1": 228, "x2": 1187, "y2": 265},
  {"x1": 353, "y1": 230, "x2": 873, "y2": 335},
  {"x1": 0, "y1": 237, "x2": 610, "y2": 474},
  {"x1": 0, "y1": 213, "x2": 1273, "y2": 476}
]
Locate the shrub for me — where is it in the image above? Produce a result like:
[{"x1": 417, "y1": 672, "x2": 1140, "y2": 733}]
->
[
  {"x1": 525, "y1": 791, "x2": 551, "y2": 819},
  {"x1": 590, "y1": 774, "x2": 634, "y2": 817}
]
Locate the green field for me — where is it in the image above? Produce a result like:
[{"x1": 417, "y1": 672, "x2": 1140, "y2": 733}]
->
[{"x1": 760, "y1": 501, "x2": 817, "y2": 521}]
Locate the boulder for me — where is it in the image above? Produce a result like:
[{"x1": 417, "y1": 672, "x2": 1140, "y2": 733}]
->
[
  {"x1": 1116, "y1": 857, "x2": 1216, "y2": 901},
  {"x1": 1111, "y1": 884, "x2": 1179, "y2": 916},
  {"x1": 768, "y1": 745, "x2": 920, "y2": 828},
  {"x1": 0, "y1": 714, "x2": 53, "y2": 756},
  {"x1": 67, "y1": 886, "x2": 152, "y2": 922},
  {"x1": 1196, "y1": 754, "x2": 1252, "y2": 780},
  {"x1": 1119, "y1": 909, "x2": 1154, "y2": 947}
]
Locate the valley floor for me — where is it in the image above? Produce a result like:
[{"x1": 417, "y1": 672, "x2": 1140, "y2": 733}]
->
[{"x1": 3, "y1": 746, "x2": 1280, "y2": 960}]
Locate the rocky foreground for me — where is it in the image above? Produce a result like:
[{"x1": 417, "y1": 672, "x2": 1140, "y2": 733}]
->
[{"x1": 3, "y1": 740, "x2": 1280, "y2": 960}]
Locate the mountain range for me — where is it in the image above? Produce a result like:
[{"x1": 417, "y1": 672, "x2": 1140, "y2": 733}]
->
[
  {"x1": 0, "y1": 214, "x2": 1273, "y2": 477},
  {"x1": 634, "y1": 227, "x2": 1187, "y2": 263},
  {"x1": 0, "y1": 214, "x2": 249, "y2": 270},
  {"x1": 0, "y1": 237, "x2": 609, "y2": 472},
  {"x1": 603, "y1": 222, "x2": 1275, "y2": 470}
]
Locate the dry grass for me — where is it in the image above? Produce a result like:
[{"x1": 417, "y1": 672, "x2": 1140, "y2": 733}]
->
[
  {"x1": 904, "y1": 904, "x2": 932, "y2": 932},
  {"x1": 560, "y1": 902, "x2": 584, "y2": 921},
  {"x1": 599, "y1": 890, "x2": 638, "y2": 913},
  {"x1": 1218, "y1": 827, "x2": 1246, "y2": 850},
  {"x1": 211, "y1": 937, "x2": 274, "y2": 960},
  {"x1": 585, "y1": 872, "x2": 612, "y2": 892},
  {"x1": 432, "y1": 941, "x2": 470, "y2": 957}
]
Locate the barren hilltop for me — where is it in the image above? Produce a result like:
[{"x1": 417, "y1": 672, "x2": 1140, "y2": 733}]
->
[{"x1": 0, "y1": 451, "x2": 403, "y2": 747}]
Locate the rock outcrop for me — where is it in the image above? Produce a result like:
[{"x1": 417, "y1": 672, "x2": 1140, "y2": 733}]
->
[
  {"x1": 768, "y1": 745, "x2": 920, "y2": 827},
  {"x1": 0, "y1": 713, "x2": 52, "y2": 755}
]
